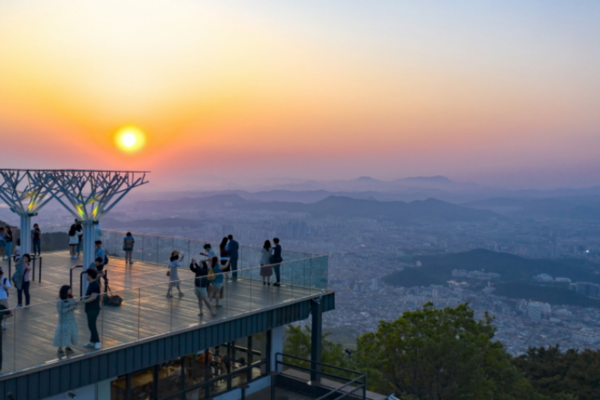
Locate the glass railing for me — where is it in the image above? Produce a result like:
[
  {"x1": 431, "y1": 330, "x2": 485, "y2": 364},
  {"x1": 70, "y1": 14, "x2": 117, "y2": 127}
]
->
[
  {"x1": 0, "y1": 256, "x2": 327, "y2": 377},
  {"x1": 100, "y1": 229, "x2": 328, "y2": 290}
]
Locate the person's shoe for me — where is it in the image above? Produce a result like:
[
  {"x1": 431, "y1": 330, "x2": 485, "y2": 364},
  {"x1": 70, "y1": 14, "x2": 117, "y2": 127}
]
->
[
  {"x1": 83, "y1": 342, "x2": 95, "y2": 348},
  {"x1": 178, "y1": 292, "x2": 184, "y2": 297},
  {"x1": 94, "y1": 342, "x2": 101, "y2": 350},
  {"x1": 57, "y1": 349, "x2": 65, "y2": 355},
  {"x1": 273, "y1": 283, "x2": 281, "y2": 287},
  {"x1": 166, "y1": 294, "x2": 173, "y2": 298},
  {"x1": 16, "y1": 304, "x2": 22, "y2": 308},
  {"x1": 66, "y1": 347, "x2": 74, "y2": 352},
  {"x1": 198, "y1": 312, "x2": 203, "y2": 316}
]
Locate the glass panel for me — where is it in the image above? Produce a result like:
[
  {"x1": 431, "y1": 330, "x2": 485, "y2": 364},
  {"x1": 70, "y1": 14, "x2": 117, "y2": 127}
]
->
[
  {"x1": 185, "y1": 387, "x2": 205, "y2": 400},
  {"x1": 157, "y1": 359, "x2": 183, "y2": 399},
  {"x1": 110, "y1": 375, "x2": 128, "y2": 400},
  {"x1": 252, "y1": 363, "x2": 267, "y2": 380},
  {"x1": 184, "y1": 353, "x2": 207, "y2": 389},
  {"x1": 130, "y1": 368, "x2": 155, "y2": 400},
  {"x1": 210, "y1": 346, "x2": 228, "y2": 395}
]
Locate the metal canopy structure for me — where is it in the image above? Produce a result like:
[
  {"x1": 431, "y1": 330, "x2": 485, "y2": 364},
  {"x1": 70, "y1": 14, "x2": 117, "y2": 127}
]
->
[
  {"x1": 0, "y1": 169, "x2": 149, "y2": 284},
  {"x1": 0, "y1": 170, "x2": 59, "y2": 254}
]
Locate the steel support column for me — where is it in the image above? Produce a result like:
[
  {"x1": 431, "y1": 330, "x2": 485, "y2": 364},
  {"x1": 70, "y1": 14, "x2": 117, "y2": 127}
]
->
[
  {"x1": 81, "y1": 220, "x2": 97, "y2": 293},
  {"x1": 19, "y1": 213, "x2": 32, "y2": 256},
  {"x1": 310, "y1": 298, "x2": 323, "y2": 383}
]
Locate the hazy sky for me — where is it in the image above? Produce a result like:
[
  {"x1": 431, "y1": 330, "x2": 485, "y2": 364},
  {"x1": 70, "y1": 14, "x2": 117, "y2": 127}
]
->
[{"x1": 1, "y1": 1, "x2": 599, "y2": 189}]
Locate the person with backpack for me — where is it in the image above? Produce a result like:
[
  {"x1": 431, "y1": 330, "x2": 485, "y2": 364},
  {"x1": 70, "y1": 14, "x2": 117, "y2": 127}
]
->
[
  {"x1": 54, "y1": 285, "x2": 78, "y2": 355},
  {"x1": 190, "y1": 259, "x2": 216, "y2": 317},
  {"x1": 166, "y1": 250, "x2": 185, "y2": 298},
  {"x1": 123, "y1": 232, "x2": 135, "y2": 265},
  {"x1": 0, "y1": 268, "x2": 12, "y2": 330},
  {"x1": 208, "y1": 256, "x2": 229, "y2": 308}
]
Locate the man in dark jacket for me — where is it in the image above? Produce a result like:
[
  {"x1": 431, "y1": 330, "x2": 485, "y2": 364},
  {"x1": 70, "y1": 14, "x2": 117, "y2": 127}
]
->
[
  {"x1": 227, "y1": 235, "x2": 239, "y2": 280},
  {"x1": 272, "y1": 238, "x2": 283, "y2": 286}
]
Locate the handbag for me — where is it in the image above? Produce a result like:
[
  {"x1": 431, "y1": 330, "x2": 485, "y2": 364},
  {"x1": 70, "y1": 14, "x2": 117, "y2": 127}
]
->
[
  {"x1": 166, "y1": 269, "x2": 171, "y2": 277},
  {"x1": 207, "y1": 268, "x2": 216, "y2": 282},
  {"x1": 103, "y1": 284, "x2": 123, "y2": 306}
]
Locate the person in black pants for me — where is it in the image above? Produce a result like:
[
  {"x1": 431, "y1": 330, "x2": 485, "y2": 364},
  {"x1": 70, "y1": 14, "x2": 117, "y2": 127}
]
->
[
  {"x1": 81, "y1": 268, "x2": 102, "y2": 350},
  {"x1": 272, "y1": 238, "x2": 283, "y2": 286},
  {"x1": 0, "y1": 304, "x2": 13, "y2": 372},
  {"x1": 227, "y1": 235, "x2": 239, "y2": 280}
]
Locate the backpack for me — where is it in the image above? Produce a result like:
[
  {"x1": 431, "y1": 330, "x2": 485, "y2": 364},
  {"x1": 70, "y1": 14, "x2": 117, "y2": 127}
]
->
[
  {"x1": 104, "y1": 254, "x2": 109, "y2": 265},
  {"x1": 102, "y1": 284, "x2": 122, "y2": 306},
  {"x1": 207, "y1": 268, "x2": 216, "y2": 282}
]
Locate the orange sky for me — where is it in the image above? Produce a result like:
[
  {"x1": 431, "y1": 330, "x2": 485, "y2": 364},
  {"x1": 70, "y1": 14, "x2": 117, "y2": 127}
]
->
[{"x1": 1, "y1": 1, "x2": 600, "y2": 189}]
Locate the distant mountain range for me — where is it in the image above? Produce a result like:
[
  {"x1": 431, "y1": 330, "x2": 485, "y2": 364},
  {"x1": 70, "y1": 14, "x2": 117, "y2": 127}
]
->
[
  {"x1": 134, "y1": 194, "x2": 501, "y2": 224},
  {"x1": 464, "y1": 196, "x2": 600, "y2": 220}
]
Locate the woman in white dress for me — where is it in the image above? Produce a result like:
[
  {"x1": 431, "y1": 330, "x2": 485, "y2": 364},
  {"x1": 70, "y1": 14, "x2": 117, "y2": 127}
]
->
[{"x1": 53, "y1": 285, "x2": 78, "y2": 355}]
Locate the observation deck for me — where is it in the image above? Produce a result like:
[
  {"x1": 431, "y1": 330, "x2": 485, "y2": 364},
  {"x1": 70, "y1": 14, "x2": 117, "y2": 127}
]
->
[{"x1": 0, "y1": 229, "x2": 330, "y2": 378}]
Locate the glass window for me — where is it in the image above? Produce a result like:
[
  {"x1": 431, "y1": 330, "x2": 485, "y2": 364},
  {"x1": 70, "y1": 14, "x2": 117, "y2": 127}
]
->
[
  {"x1": 185, "y1": 388, "x2": 205, "y2": 400},
  {"x1": 130, "y1": 368, "x2": 155, "y2": 400},
  {"x1": 157, "y1": 359, "x2": 183, "y2": 399},
  {"x1": 184, "y1": 353, "x2": 208, "y2": 389},
  {"x1": 110, "y1": 375, "x2": 127, "y2": 400}
]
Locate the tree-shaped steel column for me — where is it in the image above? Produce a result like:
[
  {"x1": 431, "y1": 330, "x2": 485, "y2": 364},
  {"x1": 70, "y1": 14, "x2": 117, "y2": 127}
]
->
[
  {"x1": 34, "y1": 170, "x2": 149, "y2": 288},
  {"x1": 0, "y1": 170, "x2": 58, "y2": 255}
]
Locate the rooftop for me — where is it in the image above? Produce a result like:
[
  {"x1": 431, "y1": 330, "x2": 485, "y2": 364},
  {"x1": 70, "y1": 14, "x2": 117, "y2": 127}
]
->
[{"x1": 0, "y1": 231, "x2": 328, "y2": 377}]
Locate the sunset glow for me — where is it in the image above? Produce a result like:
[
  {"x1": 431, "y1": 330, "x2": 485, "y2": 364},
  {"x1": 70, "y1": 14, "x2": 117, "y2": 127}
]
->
[
  {"x1": 114, "y1": 126, "x2": 146, "y2": 153},
  {"x1": 0, "y1": 1, "x2": 599, "y2": 188}
]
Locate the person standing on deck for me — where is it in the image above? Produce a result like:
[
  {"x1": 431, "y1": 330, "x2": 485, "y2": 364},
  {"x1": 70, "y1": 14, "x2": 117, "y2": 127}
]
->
[
  {"x1": 166, "y1": 250, "x2": 185, "y2": 298},
  {"x1": 54, "y1": 285, "x2": 78, "y2": 355},
  {"x1": 260, "y1": 240, "x2": 273, "y2": 286},
  {"x1": 0, "y1": 268, "x2": 12, "y2": 330},
  {"x1": 76, "y1": 223, "x2": 83, "y2": 258},
  {"x1": 0, "y1": 304, "x2": 14, "y2": 372},
  {"x1": 208, "y1": 256, "x2": 229, "y2": 308},
  {"x1": 272, "y1": 238, "x2": 283, "y2": 287},
  {"x1": 200, "y1": 244, "x2": 216, "y2": 261},
  {"x1": 32, "y1": 224, "x2": 41, "y2": 257},
  {"x1": 15, "y1": 254, "x2": 33, "y2": 307},
  {"x1": 190, "y1": 259, "x2": 216, "y2": 317},
  {"x1": 68, "y1": 224, "x2": 79, "y2": 259},
  {"x1": 123, "y1": 232, "x2": 135, "y2": 265},
  {"x1": 227, "y1": 235, "x2": 239, "y2": 281},
  {"x1": 81, "y1": 268, "x2": 101, "y2": 350}
]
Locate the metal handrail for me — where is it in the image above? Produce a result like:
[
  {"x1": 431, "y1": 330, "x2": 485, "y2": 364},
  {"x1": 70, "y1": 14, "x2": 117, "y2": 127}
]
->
[{"x1": 275, "y1": 353, "x2": 366, "y2": 400}]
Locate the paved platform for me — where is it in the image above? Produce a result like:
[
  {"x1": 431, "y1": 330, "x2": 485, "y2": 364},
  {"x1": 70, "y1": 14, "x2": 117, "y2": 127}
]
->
[{"x1": 0, "y1": 252, "x2": 317, "y2": 376}]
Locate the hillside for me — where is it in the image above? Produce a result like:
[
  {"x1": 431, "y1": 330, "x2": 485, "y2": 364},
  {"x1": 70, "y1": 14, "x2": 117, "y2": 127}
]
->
[{"x1": 384, "y1": 249, "x2": 600, "y2": 307}]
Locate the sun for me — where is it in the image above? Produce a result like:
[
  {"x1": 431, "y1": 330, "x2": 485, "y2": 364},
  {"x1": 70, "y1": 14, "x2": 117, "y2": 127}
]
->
[{"x1": 114, "y1": 125, "x2": 146, "y2": 153}]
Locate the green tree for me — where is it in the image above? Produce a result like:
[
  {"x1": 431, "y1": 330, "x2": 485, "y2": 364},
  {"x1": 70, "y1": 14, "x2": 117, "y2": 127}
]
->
[
  {"x1": 354, "y1": 303, "x2": 540, "y2": 400},
  {"x1": 514, "y1": 345, "x2": 600, "y2": 400}
]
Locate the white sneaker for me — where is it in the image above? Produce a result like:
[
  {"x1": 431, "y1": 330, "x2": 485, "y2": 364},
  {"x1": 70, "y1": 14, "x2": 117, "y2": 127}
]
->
[
  {"x1": 84, "y1": 342, "x2": 94, "y2": 348},
  {"x1": 94, "y1": 342, "x2": 101, "y2": 350}
]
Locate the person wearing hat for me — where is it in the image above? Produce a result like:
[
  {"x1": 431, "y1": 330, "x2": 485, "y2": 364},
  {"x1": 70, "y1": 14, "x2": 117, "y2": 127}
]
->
[{"x1": 166, "y1": 250, "x2": 185, "y2": 298}]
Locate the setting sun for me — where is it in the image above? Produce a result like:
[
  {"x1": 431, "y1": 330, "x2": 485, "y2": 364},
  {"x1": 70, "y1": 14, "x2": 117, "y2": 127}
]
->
[{"x1": 114, "y1": 125, "x2": 146, "y2": 153}]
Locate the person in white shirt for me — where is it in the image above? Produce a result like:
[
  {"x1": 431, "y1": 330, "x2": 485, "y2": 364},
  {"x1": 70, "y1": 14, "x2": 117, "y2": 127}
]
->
[{"x1": 0, "y1": 268, "x2": 12, "y2": 329}]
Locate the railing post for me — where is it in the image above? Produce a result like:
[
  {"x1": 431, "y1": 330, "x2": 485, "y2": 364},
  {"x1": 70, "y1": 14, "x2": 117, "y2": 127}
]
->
[{"x1": 310, "y1": 298, "x2": 323, "y2": 384}]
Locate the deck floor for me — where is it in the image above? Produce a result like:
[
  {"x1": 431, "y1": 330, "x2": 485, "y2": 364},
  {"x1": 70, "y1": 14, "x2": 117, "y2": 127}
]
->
[{"x1": 0, "y1": 252, "x2": 317, "y2": 376}]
